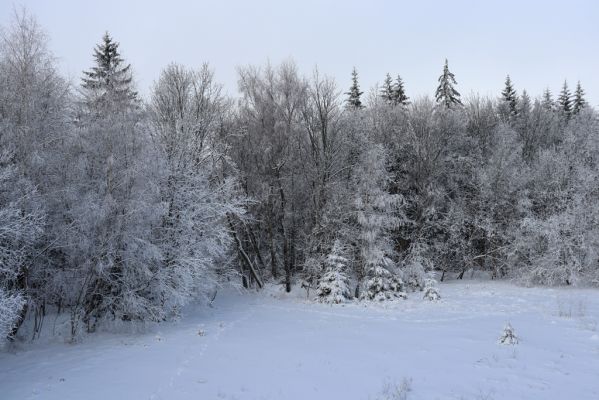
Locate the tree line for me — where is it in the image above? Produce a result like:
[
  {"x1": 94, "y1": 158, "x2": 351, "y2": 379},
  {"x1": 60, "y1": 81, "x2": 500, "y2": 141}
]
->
[{"x1": 1, "y1": 11, "x2": 597, "y2": 343}]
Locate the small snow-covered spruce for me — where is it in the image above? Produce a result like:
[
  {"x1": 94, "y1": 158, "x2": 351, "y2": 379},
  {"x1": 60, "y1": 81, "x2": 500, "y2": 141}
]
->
[
  {"x1": 353, "y1": 144, "x2": 406, "y2": 301},
  {"x1": 363, "y1": 264, "x2": 407, "y2": 302},
  {"x1": 316, "y1": 241, "x2": 351, "y2": 304},
  {"x1": 498, "y1": 323, "x2": 519, "y2": 345},
  {"x1": 422, "y1": 278, "x2": 441, "y2": 301}
]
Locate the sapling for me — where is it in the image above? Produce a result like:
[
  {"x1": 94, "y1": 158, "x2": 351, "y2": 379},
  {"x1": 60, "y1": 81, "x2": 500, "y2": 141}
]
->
[{"x1": 498, "y1": 323, "x2": 519, "y2": 345}]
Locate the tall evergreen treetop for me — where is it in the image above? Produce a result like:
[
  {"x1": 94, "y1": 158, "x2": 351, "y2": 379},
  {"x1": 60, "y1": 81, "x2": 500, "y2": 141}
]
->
[
  {"x1": 558, "y1": 80, "x2": 572, "y2": 119},
  {"x1": 573, "y1": 81, "x2": 587, "y2": 115},
  {"x1": 519, "y1": 89, "x2": 531, "y2": 111},
  {"x1": 345, "y1": 67, "x2": 364, "y2": 109},
  {"x1": 542, "y1": 88, "x2": 554, "y2": 112},
  {"x1": 501, "y1": 75, "x2": 518, "y2": 116},
  {"x1": 517, "y1": 89, "x2": 532, "y2": 124},
  {"x1": 393, "y1": 74, "x2": 409, "y2": 107},
  {"x1": 380, "y1": 73, "x2": 394, "y2": 105},
  {"x1": 82, "y1": 32, "x2": 137, "y2": 112},
  {"x1": 435, "y1": 59, "x2": 462, "y2": 108}
]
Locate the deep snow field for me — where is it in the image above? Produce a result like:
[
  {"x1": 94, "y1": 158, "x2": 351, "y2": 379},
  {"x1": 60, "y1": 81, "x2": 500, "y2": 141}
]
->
[{"x1": 1, "y1": 279, "x2": 599, "y2": 400}]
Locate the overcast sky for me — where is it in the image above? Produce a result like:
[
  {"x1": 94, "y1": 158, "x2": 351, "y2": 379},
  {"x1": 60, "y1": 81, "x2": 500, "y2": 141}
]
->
[{"x1": 1, "y1": 0, "x2": 597, "y2": 105}]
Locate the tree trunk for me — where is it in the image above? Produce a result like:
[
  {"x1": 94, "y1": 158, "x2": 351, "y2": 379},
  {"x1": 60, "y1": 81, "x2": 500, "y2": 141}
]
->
[
  {"x1": 268, "y1": 187, "x2": 278, "y2": 279},
  {"x1": 228, "y1": 215, "x2": 263, "y2": 289},
  {"x1": 246, "y1": 225, "x2": 266, "y2": 271},
  {"x1": 8, "y1": 267, "x2": 28, "y2": 340},
  {"x1": 276, "y1": 177, "x2": 291, "y2": 293}
]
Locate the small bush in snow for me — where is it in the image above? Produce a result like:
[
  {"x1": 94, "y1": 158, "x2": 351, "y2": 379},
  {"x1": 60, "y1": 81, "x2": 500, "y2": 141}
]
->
[
  {"x1": 498, "y1": 323, "x2": 518, "y2": 345},
  {"x1": 316, "y1": 241, "x2": 351, "y2": 304},
  {"x1": 375, "y1": 377, "x2": 412, "y2": 400},
  {"x1": 362, "y1": 265, "x2": 407, "y2": 302},
  {"x1": 422, "y1": 278, "x2": 441, "y2": 301}
]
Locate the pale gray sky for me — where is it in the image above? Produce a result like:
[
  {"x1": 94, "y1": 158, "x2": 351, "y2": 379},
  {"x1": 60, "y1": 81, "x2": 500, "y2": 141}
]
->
[{"x1": 1, "y1": 0, "x2": 597, "y2": 104}]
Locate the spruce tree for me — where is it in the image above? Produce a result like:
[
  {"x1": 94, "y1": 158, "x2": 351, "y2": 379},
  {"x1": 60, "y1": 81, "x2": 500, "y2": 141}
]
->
[
  {"x1": 542, "y1": 88, "x2": 554, "y2": 112},
  {"x1": 558, "y1": 80, "x2": 572, "y2": 119},
  {"x1": 380, "y1": 73, "x2": 394, "y2": 105},
  {"x1": 345, "y1": 67, "x2": 364, "y2": 109},
  {"x1": 81, "y1": 32, "x2": 137, "y2": 112},
  {"x1": 573, "y1": 81, "x2": 587, "y2": 115},
  {"x1": 501, "y1": 75, "x2": 518, "y2": 117},
  {"x1": 435, "y1": 59, "x2": 462, "y2": 108},
  {"x1": 316, "y1": 240, "x2": 351, "y2": 304},
  {"x1": 518, "y1": 89, "x2": 532, "y2": 116},
  {"x1": 393, "y1": 74, "x2": 409, "y2": 107}
]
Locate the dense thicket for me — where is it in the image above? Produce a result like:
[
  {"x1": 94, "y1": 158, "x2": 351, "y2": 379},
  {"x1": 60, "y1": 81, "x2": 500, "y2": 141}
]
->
[{"x1": 1, "y1": 12, "x2": 598, "y2": 344}]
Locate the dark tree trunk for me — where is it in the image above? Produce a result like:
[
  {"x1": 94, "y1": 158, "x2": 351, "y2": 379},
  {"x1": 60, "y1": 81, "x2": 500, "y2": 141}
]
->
[
  {"x1": 268, "y1": 187, "x2": 278, "y2": 279},
  {"x1": 8, "y1": 268, "x2": 29, "y2": 340}
]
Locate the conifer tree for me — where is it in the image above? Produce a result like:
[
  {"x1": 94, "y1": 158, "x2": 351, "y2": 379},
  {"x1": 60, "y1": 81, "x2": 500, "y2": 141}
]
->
[
  {"x1": 558, "y1": 80, "x2": 572, "y2": 119},
  {"x1": 345, "y1": 67, "x2": 364, "y2": 109},
  {"x1": 435, "y1": 59, "x2": 462, "y2": 108},
  {"x1": 518, "y1": 89, "x2": 532, "y2": 116},
  {"x1": 516, "y1": 89, "x2": 532, "y2": 136},
  {"x1": 353, "y1": 145, "x2": 406, "y2": 301},
  {"x1": 573, "y1": 81, "x2": 587, "y2": 115},
  {"x1": 316, "y1": 240, "x2": 351, "y2": 304},
  {"x1": 393, "y1": 74, "x2": 409, "y2": 107},
  {"x1": 501, "y1": 75, "x2": 518, "y2": 117},
  {"x1": 542, "y1": 88, "x2": 554, "y2": 112},
  {"x1": 380, "y1": 73, "x2": 394, "y2": 105},
  {"x1": 81, "y1": 32, "x2": 137, "y2": 112}
]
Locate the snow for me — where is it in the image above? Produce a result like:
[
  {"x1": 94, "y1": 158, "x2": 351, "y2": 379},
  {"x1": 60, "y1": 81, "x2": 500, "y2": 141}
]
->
[{"x1": 1, "y1": 280, "x2": 599, "y2": 400}]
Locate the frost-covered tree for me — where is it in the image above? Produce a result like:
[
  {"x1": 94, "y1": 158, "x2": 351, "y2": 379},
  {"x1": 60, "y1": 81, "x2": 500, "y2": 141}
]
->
[
  {"x1": 345, "y1": 67, "x2": 364, "y2": 109},
  {"x1": 234, "y1": 61, "x2": 313, "y2": 291},
  {"x1": 380, "y1": 73, "x2": 395, "y2": 105},
  {"x1": 435, "y1": 59, "x2": 462, "y2": 108},
  {"x1": 422, "y1": 278, "x2": 441, "y2": 301},
  {"x1": 464, "y1": 94, "x2": 498, "y2": 158},
  {"x1": 149, "y1": 62, "x2": 246, "y2": 308},
  {"x1": 512, "y1": 110, "x2": 599, "y2": 287},
  {"x1": 500, "y1": 75, "x2": 518, "y2": 119},
  {"x1": 0, "y1": 158, "x2": 44, "y2": 340},
  {"x1": 498, "y1": 323, "x2": 518, "y2": 345},
  {"x1": 0, "y1": 10, "x2": 68, "y2": 339},
  {"x1": 60, "y1": 33, "x2": 164, "y2": 336},
  {"x1": 541, "y1": 88, "x2": 554, "y2": 112},
  {"x1": 558, "y1": 80, "x2": 572, "y2": 119},
  {"x1": 515, "y1": 90, "x2": 532, "y2": 135},
  {"x1": 352, "y1": 144, "x2": 406, "y2": 300},
  {"x1": 316, "y1": 240, "x2": 351, "y2": 303},
  {"x1": 362, "y1": 264, "x2": 406, "y2": 301},
  {"x1": 573, "y1": 81, "x2": 586, "y2": 115},
  {"x1": 0, "y1": 288, "x2": 25, "y2": 344},
  {"x1": 393, "y1": 75, "x2": 409, "y2": 107},
  {"x1": 81, "y1": 32, "x2": 137, "y2": 113}
]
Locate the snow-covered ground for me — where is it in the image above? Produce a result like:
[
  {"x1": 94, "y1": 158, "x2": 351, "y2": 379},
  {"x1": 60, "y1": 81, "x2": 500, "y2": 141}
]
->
[{"x1": 1, "y1": 280, "x2": 599, "y2": 400}]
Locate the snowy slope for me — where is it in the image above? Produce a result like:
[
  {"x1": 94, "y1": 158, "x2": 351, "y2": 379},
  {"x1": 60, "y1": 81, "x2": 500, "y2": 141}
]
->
[{"x1": 1, "y1": 280, "x2": 598, "y2": 400}]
